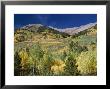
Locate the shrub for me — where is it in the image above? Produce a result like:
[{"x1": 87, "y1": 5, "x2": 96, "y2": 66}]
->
[
  {"x1": 29, "y1": 44, "x2": 44, "y2": 61},
  {"x1": 76, "y1": 50, "x2": 97, "y2": 75},
  {"x1": 15, "y1": 35, "x2": 25, "y2": 42},
  {"x1": 28, "y1": 44, "x2": 45, "y2": 75},
  {"x1": 51, "y1": 59, "x2": 66, "y2": 75},
  {"x1": 18, "y1": 49, "x2": 31, "y2": 75},
  {"x1": 69, "y1": 41, "x2": 88, "y2": 53},
  {"x1": 64, "y1": 54, "x2": 79, "y2": 76},
  {"x1": 14, "y1": 51, "x2": 22, "y2": 76},
  {"x1": 41, "y1": 53, "x2": 53, "y2": 75}
]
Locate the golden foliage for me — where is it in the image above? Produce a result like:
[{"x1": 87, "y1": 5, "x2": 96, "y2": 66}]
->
[
  {"x1": 51, "y1": 59, "x2": 66, "y2": 75},
  {"x1": 18, "y1": 50, "x2": 29, "y2": 69},
  {"x1": 76, "y1": 50, "x2": 97, "y2": 75}
]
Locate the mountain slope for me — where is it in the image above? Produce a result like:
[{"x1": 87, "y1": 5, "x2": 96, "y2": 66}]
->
[
  {"x1": 49, "y1": 22, "x2": 97, "y2": 35},
  {"x1": 14, "y1": 24, "x2": 70, "y2": 43},
  {"x1": 64, "y1": 22, "x2": 96, "y2": 35},
  {"x1": 14, "y1": 22, "x2": 97, "y2": 43}
]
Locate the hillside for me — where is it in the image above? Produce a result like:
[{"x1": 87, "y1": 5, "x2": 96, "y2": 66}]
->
[
  {"x1": 51, "y1": 22, "x2": 96, "y2": 35},
  {"x1": 14, "y1": 23, "x2": 97, "y2": 76},
  {"x1": 14, "y1": 24, "x2": 70, "y2": 43}
]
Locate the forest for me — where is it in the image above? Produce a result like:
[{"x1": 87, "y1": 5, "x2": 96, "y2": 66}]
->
[{"x1": 14, "y1": 24, "x2": 97, "y2": 76}]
